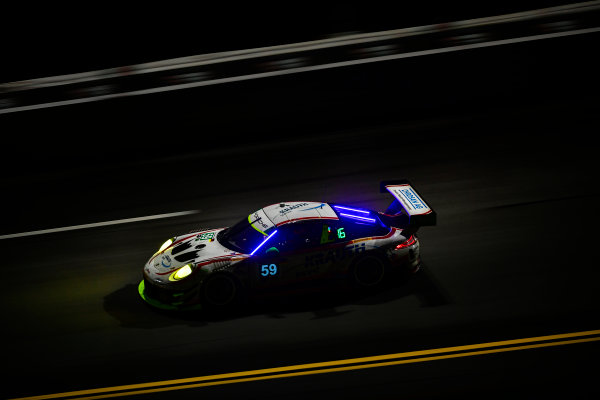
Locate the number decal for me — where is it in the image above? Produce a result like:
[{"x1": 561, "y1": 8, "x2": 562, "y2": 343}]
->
[
  {"x1": 261, "y1": 264, "x2": 278, "y2": 276},
  {"x1": 337, "y1": 228, "x2": 346, "y2": 239},
  {"x1": 199, "y1": 232, "x2": 215, "y2": 240}
]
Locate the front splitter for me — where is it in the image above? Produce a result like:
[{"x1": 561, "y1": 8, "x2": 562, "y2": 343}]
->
[{"x1": 138, "y1": 280, "x2": 202, "y2": 311}]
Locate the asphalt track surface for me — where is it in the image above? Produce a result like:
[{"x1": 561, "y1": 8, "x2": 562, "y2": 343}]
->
[{"x1": 2, "y1": 33, "x2": 600, "y2": 399}]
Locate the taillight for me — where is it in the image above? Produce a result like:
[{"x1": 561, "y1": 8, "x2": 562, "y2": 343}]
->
[{"x1": 395, "y1": 235, "x2": 416, "y2": 250}]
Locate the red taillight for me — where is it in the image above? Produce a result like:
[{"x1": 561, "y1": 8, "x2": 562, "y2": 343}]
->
[{"x1": 395, "y1": 235, "x2": 416, "y2": 250}]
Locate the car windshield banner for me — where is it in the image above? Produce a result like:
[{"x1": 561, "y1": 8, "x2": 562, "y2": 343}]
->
[{"x1": 248, "y1": 209, "x2": 275, "y2": 236}]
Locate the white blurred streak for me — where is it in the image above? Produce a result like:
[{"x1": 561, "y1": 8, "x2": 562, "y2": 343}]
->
[
  {"x1": 1, "y1": 0, "x2": 599, "y2": 92},
  {"x1": 0, "y1": 210, "x2": 200, "y2": 240},
  {"x1": 2, "y1": 26, "x2": 599, "y2": 115}
]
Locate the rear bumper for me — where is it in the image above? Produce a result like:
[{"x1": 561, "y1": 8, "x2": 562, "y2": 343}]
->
[{"x1": 387, "y1": 238, "x2": 421, "y2": 271}]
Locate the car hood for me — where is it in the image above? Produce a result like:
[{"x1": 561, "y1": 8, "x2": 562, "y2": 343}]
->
[{"x1": 144, "y1": 228, "x2": 247, "y2": 284}]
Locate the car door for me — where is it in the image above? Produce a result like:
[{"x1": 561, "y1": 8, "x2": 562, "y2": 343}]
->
[
  {"x1": 301, "y1": 220, "x2": 356, "y2": 278},
  {"x1": 247, "y1": 221, "x2": 324, "y2": 291}
]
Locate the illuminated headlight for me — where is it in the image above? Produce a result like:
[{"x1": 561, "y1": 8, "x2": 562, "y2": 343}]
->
[
  {"x1": 169, "y1": 264, "x2": 194, "y2": 281},
  {"x1": 158, "y1": 238, "x2": 175, "y2": 253}
]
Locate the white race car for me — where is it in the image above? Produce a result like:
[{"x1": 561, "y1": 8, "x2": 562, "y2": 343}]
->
[{"x1": 139, "y1": 180, "x2": 436, "y2": 310}]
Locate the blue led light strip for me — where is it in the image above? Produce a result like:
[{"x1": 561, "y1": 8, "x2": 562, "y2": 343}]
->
[
  {"x1": 332, "y1": 205, "x2": 371, "y2": 214},
  {"x1": 339, "y1": 213, "x2": 377, "y2": 223},
  {"x1": 250, "y1": 230, "x2": 278, "y2": 255}
]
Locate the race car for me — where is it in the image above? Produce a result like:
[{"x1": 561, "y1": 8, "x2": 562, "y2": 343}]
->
[{"x1": 139, "y1": 180, "x2": 436, "y2": 310}]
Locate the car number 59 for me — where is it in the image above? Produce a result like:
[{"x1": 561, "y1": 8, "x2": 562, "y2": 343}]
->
[{"x1": 261, "y1": 264, "x2": 277, "y2": 276}]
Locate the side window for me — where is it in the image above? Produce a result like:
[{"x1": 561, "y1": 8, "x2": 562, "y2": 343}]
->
[
  {"x1": 260, "y1": 221, "x2": 360, "y2": 255},
  {"x1": 275, "y1": 221, "x2": 336, "y2": 251},
  {"x1": 261, "y1": 222, "x2": 320, "y2": 254},
  {"x1": 287, "y1": 221, "x2": 322, "y2": 249}
]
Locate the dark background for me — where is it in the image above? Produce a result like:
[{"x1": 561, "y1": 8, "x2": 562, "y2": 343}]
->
[
  {"x1": 2, "y1": 1, "x2": 597, "y2": 175},
  {"x1": 1, "y1": 2, "x2": 599, "y2": 399},
  {"x1": 2, "y1": 1, "x2": 583, "y2": 81}
]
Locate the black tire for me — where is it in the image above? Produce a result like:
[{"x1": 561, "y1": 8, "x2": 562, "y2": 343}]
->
[
  {"x1": 201, "y1": 273, "x2": 240, "y2": 310},
  {"x1": 350, "y1": 254, "x2": 387, "y2": 289}
]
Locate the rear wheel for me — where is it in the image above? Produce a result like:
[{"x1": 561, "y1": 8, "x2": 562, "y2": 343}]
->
[{"x1": 350, "y1": 254, "x2": 386, "y2": 288}]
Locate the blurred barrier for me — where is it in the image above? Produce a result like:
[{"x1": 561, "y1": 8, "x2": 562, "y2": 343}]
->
[{"x1": 1, "y1": 1, "x2": 599, "y2": 114}]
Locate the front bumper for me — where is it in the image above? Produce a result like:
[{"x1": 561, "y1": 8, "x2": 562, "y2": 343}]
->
[{"x1": 138, "y1": 280, "x2": 202, "y2": 310}]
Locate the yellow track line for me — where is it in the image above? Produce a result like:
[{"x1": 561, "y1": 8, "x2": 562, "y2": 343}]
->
[
  {"x1": 11, "y1": 329, "x2": 600, "y2": 400},
  {"x1": 70, "y1": 336, "x2": 600, "y2": 400}
]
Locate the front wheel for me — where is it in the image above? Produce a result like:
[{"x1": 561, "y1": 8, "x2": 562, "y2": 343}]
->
[{"x1": 201, "y1": 273, "x2": 240, "y2": 310}]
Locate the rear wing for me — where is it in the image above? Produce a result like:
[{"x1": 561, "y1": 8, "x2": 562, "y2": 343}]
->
[{"x1": 379, "y1": 179, "x2": 436, "y2": 234}]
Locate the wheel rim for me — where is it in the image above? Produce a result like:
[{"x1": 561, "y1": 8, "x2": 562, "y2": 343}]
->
[
  {"x1": 354, "y1": 257, "x2": 384, "y2": 287},
  {"x1": 204, "y1": 275, "x2": 236, "y2": 306}
]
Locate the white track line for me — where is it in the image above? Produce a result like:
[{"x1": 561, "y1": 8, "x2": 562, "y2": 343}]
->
[
  {"x1": 1, "y1": 27, "x2": 598, "y2": 115},
  {"x1": 0, "y1": 210, "x2": 199, "y2": 240},
  {"x1": 3, "y1": 1, "x2": 599, "y2": 92}
]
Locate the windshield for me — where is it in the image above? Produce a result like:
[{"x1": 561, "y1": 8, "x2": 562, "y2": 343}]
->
[{"x1": 217, "y1": 214, "x2": 269, "y2": 253}]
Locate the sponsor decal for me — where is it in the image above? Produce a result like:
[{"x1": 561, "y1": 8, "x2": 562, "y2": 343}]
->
[
  {"x1": 301, "y1": 203, "x2": 326, "y2": 211},
  {"x1": 304, "y1": 243, "x2": 366, "y2": 267},
  {"x1": 251, "y1": 212, "x2": 271, "y2": 231},
  {"x1": 396, "y1": 187, "x2": 426, "y2": 211},
  {"x1": 161, "y1": 254, "x2": 172, "y2": 268},
  {"x1": 279, "y1": 203, "x2": 309, "y2": 216}
]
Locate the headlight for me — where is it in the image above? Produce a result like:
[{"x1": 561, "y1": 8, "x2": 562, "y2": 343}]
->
[
  {"x1": 169, "y1": 264, "x2": 194, "y2": 281},
  {"x1": 158, "y1": 238, "x2": 175, "y2": 253}
]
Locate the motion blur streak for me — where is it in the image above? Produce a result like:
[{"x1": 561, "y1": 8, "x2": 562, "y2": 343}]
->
[
  {"x1": 12, "y1": 330, "x2": 600, "y2": 400},
  {"x1": 0, "y1": 210, "x2": 199, "y2": 240},
  {"x1": 2, "y1": 26, "x2": 599, "y2": 116},
  {"x1": 2, "y1": 1, "x2": 598, "y2": 93}
]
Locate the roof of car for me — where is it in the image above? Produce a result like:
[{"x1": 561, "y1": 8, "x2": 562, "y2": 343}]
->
[{"x1": 262, "y1": 201, "x2": 339, "y2": 227}]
